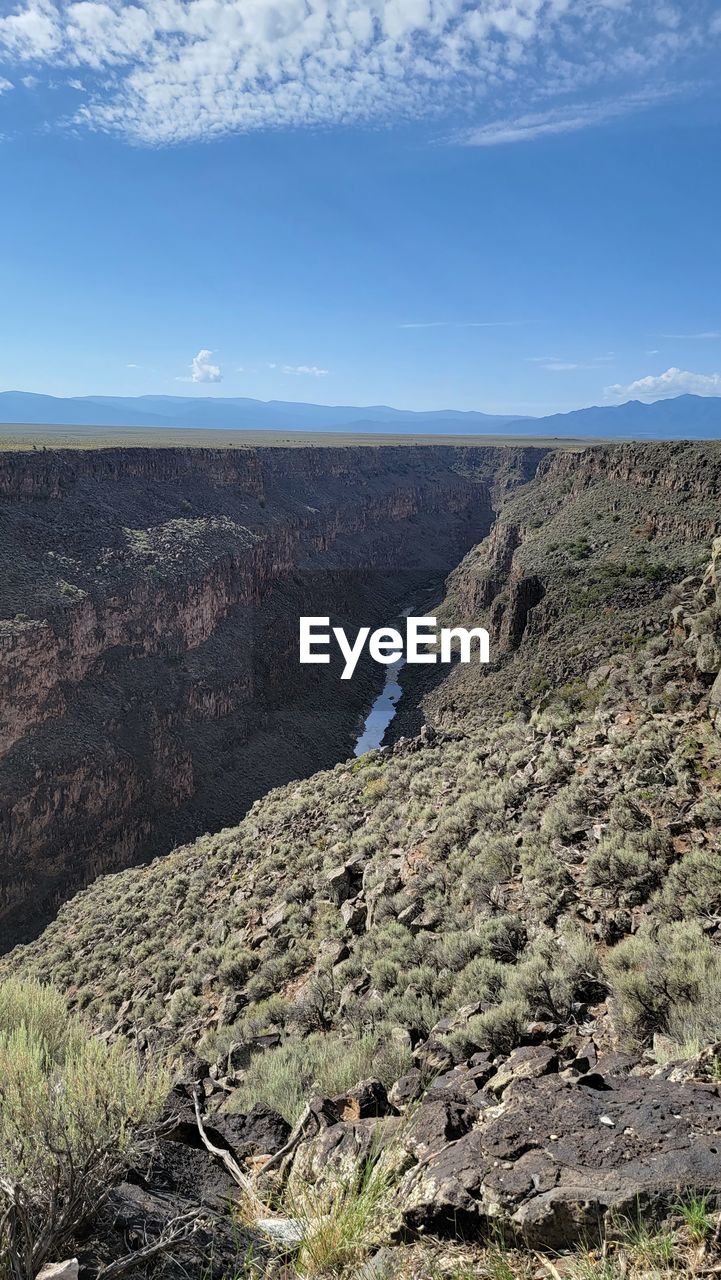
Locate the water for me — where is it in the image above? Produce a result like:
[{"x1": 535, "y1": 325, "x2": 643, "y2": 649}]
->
[{"x1": 353, "y1": 654, "x2": 406, "y2": 756}]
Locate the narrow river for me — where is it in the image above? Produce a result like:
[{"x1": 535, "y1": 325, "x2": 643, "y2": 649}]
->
[
  {"x1": 353, "y1": 654, "x2": 405, "y2": 756},
  {"x1": 353, "y1": 605, "x2": 417, "y2": 756}
]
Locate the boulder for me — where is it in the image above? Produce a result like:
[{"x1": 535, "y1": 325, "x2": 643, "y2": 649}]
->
[
  {"x1": 332, "y1": 1078, "x2": 394, "y2": 1120},
  {"x1": 396, "y1": 1070, "x2": 721, "y2": 1248},
  {"x1": 326, "y1": 864, "x2": 354, "y2": 904},
  {"x1": 36, "y1": 1264, "x2": 79, "y2": 1280},
  {"x1": 340, "y1": 897, "x2": 367, "y2": 932},
  {"x1": 389, "y1": 1069, "x2": 424, "y2": 1111},
  {"x1": 485, "y1": 1045, "x2": 558, "y2": 1095},
  {"x1": 403, "y1": 1092, "x2": 479, "y2": 1158},
  {"x1": 314, "y1": 937, "x2": 350, "y2": 971},
  {"x1": 217, "y1": 1102, "x2": 291, "y2": 1159},
  {"x1": 289, "y1": 1111, "x2": 402, "y2": 1194},
  {"x1": 413, "y1": 1038, "x2": 455, "y2": 1075}
]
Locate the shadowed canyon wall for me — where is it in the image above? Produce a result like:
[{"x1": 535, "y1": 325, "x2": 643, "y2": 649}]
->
[{"x1": 0, "y1": 443, "x2": 547, "y2": 946}]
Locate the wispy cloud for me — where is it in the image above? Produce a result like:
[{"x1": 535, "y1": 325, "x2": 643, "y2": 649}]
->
[
  {"x1": 399, "y1": 320, "x2": 523, "y2": 330},
  {"x1": 458, "y1": 90, "x2": 677, "y2": 147},
  {"x1": 0, "y1": 1, "x2": 716, "y2": 145},
  {"x1": 0, "y1": 77, "x2": 13, "y2": 94},
  {"x1": 281, "y1": 365, "x2": 329, "y2": 377},
  {"x1": 662, "y1": 330, "x2": 721, "y2": 339},
  {"x1": 607, "y1": 367, "x2": 721, "y2": 400},
  {"x1": 529, "y1": 354, "x2": 614, "y2": 372}
]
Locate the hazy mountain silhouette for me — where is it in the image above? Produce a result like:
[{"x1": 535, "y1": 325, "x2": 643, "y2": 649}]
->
[{"x1": 0, "y1": 389, "x2": 719, "y2": 438}]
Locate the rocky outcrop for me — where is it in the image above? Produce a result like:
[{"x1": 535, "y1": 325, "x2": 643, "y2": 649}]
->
[
  {"x1": 397, "y1": 1068, "x2": 721, "y2": 1246},
  {"x1": 670, "y1": 535, "x2": 721, "y2": 732},
  {"x1": 406, "y1": 441, "x2": 721, "y2": 735},
  {"x1": 0, "y1": 443, "x2": 546, "y2": 946},
  {"x1": 259, "y1": 1042, "x2": 721, "y2": 1251},
  {"x1": 537, "y1": 440, "x2": 721, "y2": 509}
]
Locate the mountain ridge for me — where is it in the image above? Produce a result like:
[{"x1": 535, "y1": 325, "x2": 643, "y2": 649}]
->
[{"x1": 1, "y1": 389, "x2": 721, "y2": 438}]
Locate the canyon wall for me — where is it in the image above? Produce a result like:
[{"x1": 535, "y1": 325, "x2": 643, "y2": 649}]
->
[
  {"x1": 0, "y1": 442, "x2": 546, "y2": 946},
  {"x1": 399, "y1": 441, "x2": 721, "y2": 734}
]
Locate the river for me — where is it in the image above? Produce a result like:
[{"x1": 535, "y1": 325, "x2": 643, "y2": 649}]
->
[{"x1": 353, "y1": 654, "x2": 406, "y2": 756}]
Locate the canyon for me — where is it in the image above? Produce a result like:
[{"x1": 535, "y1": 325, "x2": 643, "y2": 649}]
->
[
  {"x1": 0, "y1": 441, "x2": 546, "y2": 947},
  {"x1": 5, "y1": 439, "x2": 721, "y2": 1278}
]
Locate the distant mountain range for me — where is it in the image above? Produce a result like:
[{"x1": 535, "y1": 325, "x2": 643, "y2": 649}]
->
[{"x1": 0, "y1": 390, "x2": 720, "y2": 439}]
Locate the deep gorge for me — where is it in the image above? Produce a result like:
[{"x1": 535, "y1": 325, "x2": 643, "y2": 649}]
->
[{"x1": 0, "y1": 442, "x2": 547, "y2": 947}]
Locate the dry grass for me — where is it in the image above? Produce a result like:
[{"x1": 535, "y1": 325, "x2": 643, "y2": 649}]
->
[{"x1": 0, "y1": 424, "x2": 584, "y2": 451}]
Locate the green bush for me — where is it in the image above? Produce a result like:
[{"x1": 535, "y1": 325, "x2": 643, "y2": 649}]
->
[
  {"x1": 0, "y1": 977, "x2": 168, "y2": 1279},
  {"x1": 228, "y1": 1030, "x2": 412, "y2": 1123},
  {"x1": 605, "y1": 921, "x2": 721, "y2": 1045}
]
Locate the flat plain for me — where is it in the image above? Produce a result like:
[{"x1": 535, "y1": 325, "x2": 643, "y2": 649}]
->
[{"x1": 0, "y1": 422, "x2": 594, "y2": 449}]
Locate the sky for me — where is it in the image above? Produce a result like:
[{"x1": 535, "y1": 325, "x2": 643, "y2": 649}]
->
[{"x1": 0, "y1": 1, "x2": 720, "y2": 417}]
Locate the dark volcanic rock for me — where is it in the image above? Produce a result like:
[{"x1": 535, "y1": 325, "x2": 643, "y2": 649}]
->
[
  {"x1": 216, "y1": 1102, "x2": 291, "y2": 1159},
  {"x1": 404, "y1": 1093, "x2": 479, "y2": 1158},
  {"x1": 333, "y1": 1078, "x2": 394, "y2": 1120},
  {"x1": 397, "y1": 1071, "x2": 721, "y2": 1247},
  {"x1": 389, "y1": 1070, "x2": 425, "y2": 1112}
]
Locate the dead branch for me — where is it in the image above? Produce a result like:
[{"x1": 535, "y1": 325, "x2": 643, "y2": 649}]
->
[
  {"x1": 253, "y1": 1102, "x2": 313, "y2": 1185},
  {"x1": 95, "y1": 1209, "x2": 201, "y2": 1280},
  {"x1": 191, "y1": 1090, "x2": 264, "y2": 1216}
]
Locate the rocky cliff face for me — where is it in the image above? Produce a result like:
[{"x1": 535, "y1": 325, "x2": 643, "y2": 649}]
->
[
  {"x1": 670, "y1": 534, "x2": 721, "y2": 732},
  {"x1": 404, "y1": 441, "x2": 721, "y2": 733},
  {"x1": 0, "y1": 442, "x2": 545, "y2": 946}
]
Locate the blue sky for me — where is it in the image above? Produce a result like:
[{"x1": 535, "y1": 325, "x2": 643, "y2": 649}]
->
[{"x1": 1, "y1": 1, "x2": 720, "y2": 416}]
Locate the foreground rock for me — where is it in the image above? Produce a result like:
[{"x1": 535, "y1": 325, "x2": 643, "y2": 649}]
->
[
  {"x1": 282, "y1": 1052, "x2": 721, "y2": 1251},
  {"x1": 399, "y1": 1071, "x2": 721, "y2": 1247}
]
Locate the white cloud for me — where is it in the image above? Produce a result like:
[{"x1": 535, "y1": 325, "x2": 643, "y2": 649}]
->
[
  {"x1": 529, "y1": 354, "x2": 614, "y2": 371},
  {"x1": 190, "y1": 349, "x2": 222, "y2": 384},
  {"x1": 0, "y1": 0, "x2": 715, "y2": 145},
  {"x1": 460, "y1": 90, "x2": 674, "y2": 147},
  {"x1": 399, "y1": 320, "x2": 522, "y2": 329},
  {"x1": 0, "y1": 0, "x2": 61, "y2": 59},
  {"x1": 281, "y1": 364, "x2": 329, "y2": 377},
  {"x1": 662, "y1": 330, "x2": 721, "y2": 339},
  {"x1": 0, "y1": 77, "x2": 13, "y2": 93},
  {"x1": 607, "y1": 367, "x2": 721, "y2": 400}
]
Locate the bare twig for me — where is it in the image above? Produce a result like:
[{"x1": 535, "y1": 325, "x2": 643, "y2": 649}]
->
[
  {"x1": 533, "y1": 1255, "x2": 563, "y2": 1280},
  {"x1": 191, "y1": 1090, "x2": 264, "y2": 1216},
  {"x1": 96, "y1": 1209, "x2": 200, "y2": 1280},
  {"x1": 254, "y1": 1102, "x2": 313, "y2": 1185}
]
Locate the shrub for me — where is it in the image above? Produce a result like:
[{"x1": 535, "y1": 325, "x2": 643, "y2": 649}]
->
[
  {"x1": 605, "y1": 921, "x2": 721, "y2": 1046},
  {"x1": 228, "y1": 1030, "x2": 412, "y2": 1123},
  {"x1": 586, "y1": 830, "x2": 670, "y2": 905},
  {"x1": 464, "y1": 1000, "x2": 526, "y2": 1054},
  {"x1": 0, "y1": 978, "x2": 168, "y2": 1279},
  {"x1": 657, "y1": 848, "x2": 721, "y2": 922},
  {"x1": 450, "y1": 955, "x2": 508, "y2": 1007}
]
